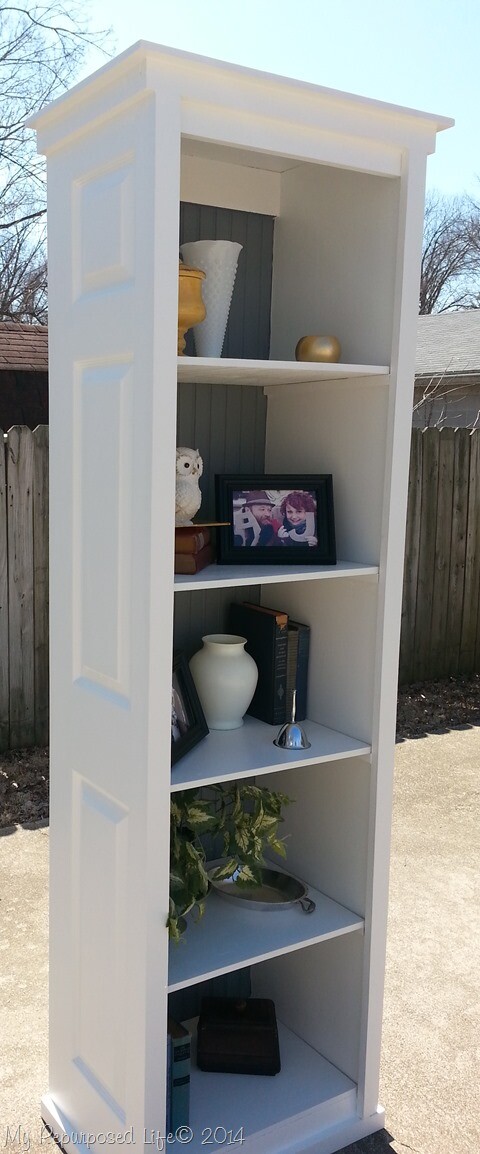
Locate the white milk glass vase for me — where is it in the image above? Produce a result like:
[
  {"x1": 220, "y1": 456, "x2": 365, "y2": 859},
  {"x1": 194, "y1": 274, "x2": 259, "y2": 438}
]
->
[
  {"x1": 179, "y1": 240, "x2": 242, "y2": 357},
  {"x1": 189, "y1": 634, "x2": 258, "y2": 730}
]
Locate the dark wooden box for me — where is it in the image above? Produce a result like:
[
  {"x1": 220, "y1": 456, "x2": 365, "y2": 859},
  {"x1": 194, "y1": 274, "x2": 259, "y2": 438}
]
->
[{"x1": 196, "y1": 997, "x2": 281, "y2": 1076}]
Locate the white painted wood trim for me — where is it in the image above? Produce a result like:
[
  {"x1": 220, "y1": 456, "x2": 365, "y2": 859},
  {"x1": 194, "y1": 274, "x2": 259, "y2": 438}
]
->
[
  {"x1": 180, "y1": 154, "x2": 281, "y2": 215},
  {"x1": 28, "y1": 41, "x2": 453, "y2": 153},
  {"x1": 357, "y1": 146, "x2": 431, "y2": 1118}
]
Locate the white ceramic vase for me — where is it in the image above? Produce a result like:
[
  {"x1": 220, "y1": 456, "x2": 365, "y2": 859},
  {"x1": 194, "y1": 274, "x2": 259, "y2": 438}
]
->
[
  {"x1": 179, "y1": 240, "x2": 242, "y2": 357},
  {"x1": 189, "y1": 634, "x2": 258, "y2": 730}
]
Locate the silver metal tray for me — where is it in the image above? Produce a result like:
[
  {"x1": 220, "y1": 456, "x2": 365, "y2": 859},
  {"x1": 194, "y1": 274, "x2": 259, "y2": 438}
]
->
[{"x1": 207, "y1": 862, "x2": 316, "y2": 913}]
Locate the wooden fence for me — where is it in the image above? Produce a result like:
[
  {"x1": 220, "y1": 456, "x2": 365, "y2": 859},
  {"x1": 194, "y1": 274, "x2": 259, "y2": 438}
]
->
[
  {"x1": 400, "y1": 426, "x2": 480, "y2": 684},
  {"x1": 0, "y1": 426, "x2": 49, "y2": 751},
  {"x1": 0, "y1": 424, "x2": 478, "y2": 749}
]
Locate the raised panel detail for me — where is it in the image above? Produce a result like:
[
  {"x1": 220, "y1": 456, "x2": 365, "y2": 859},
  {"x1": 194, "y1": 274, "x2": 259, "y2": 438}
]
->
[
  {"x1": 72, "y1": 360, "x2": 133, "y2": 700},
  {"x1": 73, "y1": 155, "x2": 135, "y2": 300},
  {"x1": 71, "y1": 776, "x2": 129, "y2": 1121}
]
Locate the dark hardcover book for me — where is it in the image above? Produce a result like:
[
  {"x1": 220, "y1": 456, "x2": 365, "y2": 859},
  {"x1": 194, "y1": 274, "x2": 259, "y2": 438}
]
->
[
  {"x1": 168, "y1": 1018, "x2": 190, "y2": 1132},
  {"x1": 286, "y1": 626, "x2": 299, "y2": 722},
  {"x1": 175, "y1": 527, "x2": 211, "y2": 555},
  {"x1": 174, "y1": 544, "x2": 213, "y2": 574},
  {"x1": 166, "y1": 1033, "x2": 172, "y2": 1134},
  {"x1": 286, "y1": 619, "x2": 310, "y2": 722},
  {"x1": 228, "y1": 601, "x2": 288, "y2": 725}
]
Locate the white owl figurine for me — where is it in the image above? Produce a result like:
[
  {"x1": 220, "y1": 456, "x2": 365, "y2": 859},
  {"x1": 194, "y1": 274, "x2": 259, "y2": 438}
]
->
[{"x1": 175, "y1": 447, "x2": 204, "y2": 525}]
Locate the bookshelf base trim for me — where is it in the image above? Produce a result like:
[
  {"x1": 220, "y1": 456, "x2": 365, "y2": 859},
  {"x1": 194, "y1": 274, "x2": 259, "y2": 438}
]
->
[
  {"x1": 41, "y1": 1088, "x2": 385, "y2": 1154},
  {"x1": 185, "y1": 1017, "x2": 384, "y2": 1154}
]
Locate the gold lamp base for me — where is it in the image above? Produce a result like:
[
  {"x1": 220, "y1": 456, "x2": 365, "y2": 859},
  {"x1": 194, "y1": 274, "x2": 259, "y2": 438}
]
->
[{"x1": 178, "y1": 262, "x2": 206, "y2": 355}]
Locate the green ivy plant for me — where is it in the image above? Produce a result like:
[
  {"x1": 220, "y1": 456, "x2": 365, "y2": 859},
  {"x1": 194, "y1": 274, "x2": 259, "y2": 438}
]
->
[{"x1": 168, "y1": 782, "x2": 292, "y2": 943}]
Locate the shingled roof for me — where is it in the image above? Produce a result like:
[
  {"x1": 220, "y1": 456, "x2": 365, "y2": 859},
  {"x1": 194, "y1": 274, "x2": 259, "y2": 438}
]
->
[
  {"x1": 416, "y1": 312, "x2": 480, "y2": 376},
  {"x1": 0, "y1": 321, "x2": 48, "y2": 372}
]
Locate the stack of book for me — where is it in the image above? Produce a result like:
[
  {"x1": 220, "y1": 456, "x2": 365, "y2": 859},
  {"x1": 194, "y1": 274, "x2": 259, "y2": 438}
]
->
[
  {"x1": 174, "y1": 526, "x2": 213, "y2": 574},
  {"x1": 166, "y1": 1018, "x2": 191, "y2": 1136},
  {"x1": 228, "y1": 601, "x2": 310, "y2": 725}
]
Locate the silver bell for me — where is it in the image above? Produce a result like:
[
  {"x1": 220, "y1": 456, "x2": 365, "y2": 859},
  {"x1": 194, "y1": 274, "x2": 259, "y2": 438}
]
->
[{"x1": 274, "y1": 690, "x2": 311, "y2": 750}]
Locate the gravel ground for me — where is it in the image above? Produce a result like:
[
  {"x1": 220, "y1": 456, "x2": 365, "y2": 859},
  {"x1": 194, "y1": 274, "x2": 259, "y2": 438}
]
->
[
  {"x1": 396, "y1": 672, "x2": 480, "y2": 739},
  {"x1": 0, "y1": 674, "x2": 479, "y2": 829},
  {"x1": 0, "y1": 746, "x2": 49, "y2": 830}
]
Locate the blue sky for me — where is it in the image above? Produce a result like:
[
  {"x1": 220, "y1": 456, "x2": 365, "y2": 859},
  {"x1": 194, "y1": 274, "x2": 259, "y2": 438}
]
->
[{"x1": 81, "y1": 0, "x2": 479, "y2": 198}]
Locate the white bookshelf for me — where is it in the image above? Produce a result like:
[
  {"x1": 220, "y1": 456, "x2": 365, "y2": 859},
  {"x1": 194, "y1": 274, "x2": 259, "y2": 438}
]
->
[{"x1": 30, "y1": 40, "x2": 452, "y2": 1154}]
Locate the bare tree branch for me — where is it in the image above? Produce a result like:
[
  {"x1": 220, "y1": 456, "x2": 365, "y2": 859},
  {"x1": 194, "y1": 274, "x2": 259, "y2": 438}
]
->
[
  {"x1": 414, "y1": 369, "x2": 480, "y2": 429},
  {"x1": 0, "y1": 208, "x2": 45, "y2": 228},
  {"x1": 420, "y1": 190, "x2": 480, "y2": 314},
  {"x1": 0, "y1": 2, "x2": 112, "y2": 321}
]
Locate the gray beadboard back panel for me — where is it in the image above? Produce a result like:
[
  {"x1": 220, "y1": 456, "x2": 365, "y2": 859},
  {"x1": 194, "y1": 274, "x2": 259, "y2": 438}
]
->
[
  {"x1": 175, "y1": 382, "x2": 266, "y2": 652},
  {"x1": 179, "y1": 203, "x2": 274, "y2": 359},
  {"x1": 174, "y1": 587, "x2": 261, "y2": 659},
  {"x1": 177, "y1": 382, "x2": 267, "y2": 519}
]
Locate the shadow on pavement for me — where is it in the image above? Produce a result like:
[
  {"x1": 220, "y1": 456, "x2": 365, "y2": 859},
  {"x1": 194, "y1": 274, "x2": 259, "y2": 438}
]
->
[{"x1": 341, "y1": 1130, "x2": 398, "y2": 1153}]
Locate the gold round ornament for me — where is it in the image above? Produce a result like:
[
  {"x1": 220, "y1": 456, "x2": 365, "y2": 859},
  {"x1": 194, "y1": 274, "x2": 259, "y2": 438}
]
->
[{"x1": 295, "y1": 335, "x2": 342, "y2": 363}]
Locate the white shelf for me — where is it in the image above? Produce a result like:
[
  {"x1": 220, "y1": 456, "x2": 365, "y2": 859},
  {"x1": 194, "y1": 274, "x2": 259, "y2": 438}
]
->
[
  {"x1": 174, "y1": 559, "x2": 378, "y2": 591},
  {"x1": 171, "y1": 714, "x2": 371, "y2": 791},
  {"x1": 184, "y1": 1018, "x2": 358, "y2": 1154},
  {"x1": 177, "y1": 356, "x2": 389, "y2": 386},
  {"x1": 169, "y1": 882, "x2": 363, "y2": 991}
]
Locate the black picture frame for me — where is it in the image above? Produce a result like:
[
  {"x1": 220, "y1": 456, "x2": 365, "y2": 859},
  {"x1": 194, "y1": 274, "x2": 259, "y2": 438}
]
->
[
  {"x1": 215, "y1": 474, "x2": 336, "y2": 565},
  {"x1": 171, "y1": 651, "x2": 209, "y2": 766}
]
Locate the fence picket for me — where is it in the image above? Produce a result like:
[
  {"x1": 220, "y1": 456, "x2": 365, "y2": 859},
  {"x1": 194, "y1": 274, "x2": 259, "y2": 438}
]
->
[
  {"x1": 0, "y1": 432, "x2": 9, "y2": 750},
  {"x1": 412, "y1": 429, "x2": 440, "y2": 681},
  {"x1": 33, "y1": 426, "x2": 49, "y2": 745},
  {"x1": 429, "y1": 428, "x2": 455, "y2": 679},
  {"x1": 444, "y1": 429, "x2": 470, "y2": 674},
  {"x1": 399, "y1": 430, "x2": 422, "y2": 684},
  {"x1": 6, "y1": 426, "x2": 35, "y2": 748},
  {"x1": 460, "y1": 429, "x2": 480, "y2": 673}
]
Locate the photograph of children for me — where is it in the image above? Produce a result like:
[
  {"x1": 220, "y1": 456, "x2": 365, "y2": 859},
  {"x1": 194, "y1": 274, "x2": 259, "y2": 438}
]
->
[
  {"x1": 172, "y1": 674, "x2": 190, "y2": 742},
  {"x1": 233, "y1": 488, "x2": 318, "y2": 547}
]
